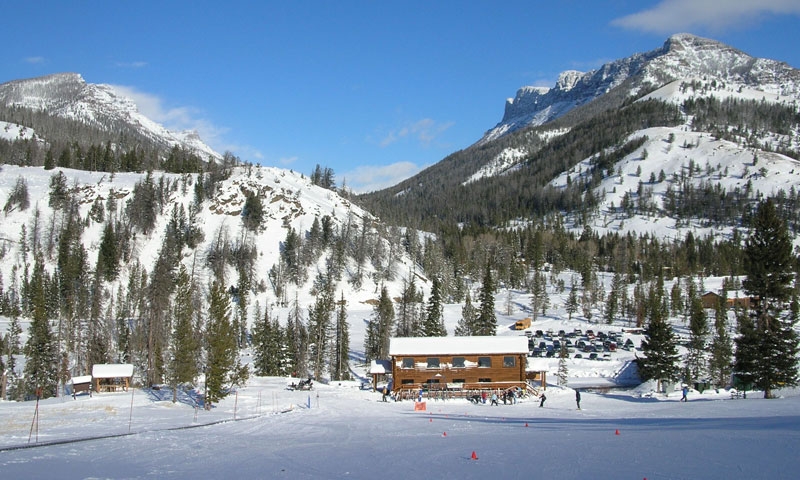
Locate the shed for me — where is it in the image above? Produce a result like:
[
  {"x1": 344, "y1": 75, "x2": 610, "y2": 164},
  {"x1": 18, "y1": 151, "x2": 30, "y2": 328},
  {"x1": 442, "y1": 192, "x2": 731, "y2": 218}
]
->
[
  {"x1": 91, "y1": 364, "x2": 134, "y2": 392},
  {"x1": 368, "y1": 359, "x2": 392, "y2": 391},
  {"x1": 388, "y1": 336, "x2": 529, "y2": 397},
  {"x1": 68, "y1": 375, "x2": 93, "y2": 398}
]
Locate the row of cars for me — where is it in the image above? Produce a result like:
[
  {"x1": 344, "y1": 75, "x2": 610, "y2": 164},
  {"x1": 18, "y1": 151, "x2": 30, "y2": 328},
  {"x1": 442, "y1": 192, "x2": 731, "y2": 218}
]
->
[{"x1": 525, "y1": 328, "x2": 637, "y2": 359}]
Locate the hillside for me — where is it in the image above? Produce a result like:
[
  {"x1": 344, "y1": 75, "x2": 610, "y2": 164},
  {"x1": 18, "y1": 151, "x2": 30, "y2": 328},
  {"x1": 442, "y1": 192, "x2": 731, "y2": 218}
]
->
[
  {"x1": 0, "y1": 73, "x2": 221, "y2": 169},
  {"x1": 358, "y1": 34, "x2": 800, "y2": 240}
]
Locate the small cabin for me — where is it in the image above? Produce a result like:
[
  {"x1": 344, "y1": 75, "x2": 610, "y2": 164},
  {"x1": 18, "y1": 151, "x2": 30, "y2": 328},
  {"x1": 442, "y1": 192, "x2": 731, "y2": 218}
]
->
[
  {"x1": 701, "y1": 291, "x2": 753, "y2": 310},
  {"x1": 68, "y1": 375, "x2": 93, "y2": 399},
  {"x1": 91, "y1": 364, "x2": 134, "y2": 392},
  {"x1": 389, "y1": 336, "x2": 528, "y2": 397}
]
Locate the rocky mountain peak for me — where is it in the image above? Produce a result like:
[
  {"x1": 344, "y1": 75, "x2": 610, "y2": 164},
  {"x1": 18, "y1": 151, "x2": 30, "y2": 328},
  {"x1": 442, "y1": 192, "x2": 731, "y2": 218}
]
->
[{"x1": 479, "y1": 34, "x2": 799, "y2": 145}]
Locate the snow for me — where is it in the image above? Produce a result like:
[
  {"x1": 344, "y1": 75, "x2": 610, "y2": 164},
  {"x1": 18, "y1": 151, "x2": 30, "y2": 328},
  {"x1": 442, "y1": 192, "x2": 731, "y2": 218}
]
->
[
  {"x1": 1, "y1": 376, "x2": 799, "y2": 479},
  {"x1": 91, "y1": 364, "x2": 134, "y2": 379},
  {"x1": 389, "y1": 336, "x2": 528, "y2": 355},
  {"x1": 0, "y1": 121, "x2": 39, "y2": 143}
]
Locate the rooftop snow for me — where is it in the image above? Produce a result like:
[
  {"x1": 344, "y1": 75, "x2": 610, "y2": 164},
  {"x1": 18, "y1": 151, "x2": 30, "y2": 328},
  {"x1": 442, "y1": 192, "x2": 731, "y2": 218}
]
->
[{"x1": 389, "y1": 336, "x2": 528, "y2": 356}]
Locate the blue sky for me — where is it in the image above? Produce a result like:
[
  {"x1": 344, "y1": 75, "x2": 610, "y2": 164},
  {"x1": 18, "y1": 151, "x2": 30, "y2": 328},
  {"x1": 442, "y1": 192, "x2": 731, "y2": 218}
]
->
[{"x1": 3, "y1": 1, "x2": 799, "y2": 192}]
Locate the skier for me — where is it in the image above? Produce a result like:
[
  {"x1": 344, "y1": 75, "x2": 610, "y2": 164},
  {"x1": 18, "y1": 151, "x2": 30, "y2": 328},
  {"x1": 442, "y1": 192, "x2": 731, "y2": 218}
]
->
[
  {"x1": 491, "y1": 392, "x2": 499, "y2": 406},
  {"x1": 539, "y1": 393, "x2": 547, "y2": 407},
  {"x1": 382, "y1": 386, "x2": 388, "y2": 402},
  {"x1": 681, "y1": 385, "x2": 689, "y2": 402},
  {"x1": 576, "y1": 390, "x2": 581, "y2": 410}
]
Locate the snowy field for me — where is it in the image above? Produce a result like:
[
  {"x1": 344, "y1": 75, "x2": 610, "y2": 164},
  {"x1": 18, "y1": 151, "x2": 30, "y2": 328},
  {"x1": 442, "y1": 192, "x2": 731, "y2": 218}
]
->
[{"x1": 1, "y1": 376, "x2": 799, "y2": 480}]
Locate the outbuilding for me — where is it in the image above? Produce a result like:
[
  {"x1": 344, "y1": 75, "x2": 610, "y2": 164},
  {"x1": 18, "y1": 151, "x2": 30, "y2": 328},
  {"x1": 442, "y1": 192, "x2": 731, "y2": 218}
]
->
[{"x1": 91, "y1": 364, "x2": 134, "y2": 392}]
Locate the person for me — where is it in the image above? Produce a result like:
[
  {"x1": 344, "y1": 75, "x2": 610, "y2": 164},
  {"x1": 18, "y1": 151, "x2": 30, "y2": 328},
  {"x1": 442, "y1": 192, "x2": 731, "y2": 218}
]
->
[
  {"x1": 681, "y1": 385, "x2": 689, "y2": 402},
  {"x1": 417, "y1": 388, "x2": 423, "y2": 403},
  {"x1": 481, "y1": 391, "x2": 487, "y2": 404},
  {"x1": 575, "y1": 390, "x2": 581, "y2": 410},
  {"x1": 539, "y1": 393, "x2": 547, "y2": 407},
  {"x1": 491, "y1": 392, "x2": 499, "y2": 406},
  {"x1": 382, "y1": 386, "x2": 388, "y2": 402}
]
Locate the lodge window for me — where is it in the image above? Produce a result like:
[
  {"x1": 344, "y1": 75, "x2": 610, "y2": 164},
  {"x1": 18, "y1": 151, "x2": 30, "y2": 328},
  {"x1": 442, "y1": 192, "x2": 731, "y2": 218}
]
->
[
  {"x1": 478, "y1": 356, "x2": 491, "y2": 368},
  {"x1": 478, "y1": 378, "x2": 492, "y2": 383},
  {"x1": 427, "y1": 357, "x2": 440, "y2": 368},
  {"x1": 401, "y1": 379, "x2": 414, "y2": 385},
  {"x1": 503, "y1": 356, "x2": 516, "y2": 367},
  {"x1": 453, "y1": 378, "x2": 465, "y2": 384},
  {"x1": 452, "y1": 356, "x2": 465, "y2": 368},
  {"x1": 402, "y1": 358, "x2": 414, "y2": 369}
]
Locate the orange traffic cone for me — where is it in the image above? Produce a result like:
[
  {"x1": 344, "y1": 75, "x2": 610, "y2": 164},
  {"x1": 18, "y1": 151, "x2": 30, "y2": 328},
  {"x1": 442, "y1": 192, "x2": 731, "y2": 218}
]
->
[
  {"x1": 524, "y1": 422, "x2": 529, "y2": 427},
  {"x1": 471, "y1": 451, "x2": 478, "y2": 460},
  {"x1": 615, "y1": 429, "x2": 620, "y2": 435},
  {"x1": 442, "y1": 431, "x2": 447, "y2": 437},
  {"x1": 429, "y1": 418, "x2": 433, "y2": 423}
]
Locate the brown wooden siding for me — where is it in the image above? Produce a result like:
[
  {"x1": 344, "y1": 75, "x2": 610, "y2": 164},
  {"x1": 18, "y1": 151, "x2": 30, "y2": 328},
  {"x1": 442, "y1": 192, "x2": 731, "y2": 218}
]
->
[{"x1": 391, "y1": 353, "x2": 527, "y2": 393}]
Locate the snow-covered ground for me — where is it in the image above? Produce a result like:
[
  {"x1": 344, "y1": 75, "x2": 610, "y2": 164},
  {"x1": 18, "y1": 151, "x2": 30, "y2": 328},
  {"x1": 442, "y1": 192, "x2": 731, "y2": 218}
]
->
[{"x1": 1, "y1": 375, "x2": 799, "y2": 479}]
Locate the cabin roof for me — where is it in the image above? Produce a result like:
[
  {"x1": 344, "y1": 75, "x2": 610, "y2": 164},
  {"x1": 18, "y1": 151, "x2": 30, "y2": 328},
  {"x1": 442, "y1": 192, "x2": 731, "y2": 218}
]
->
[
  {"x1": 92, "y1": 363, "x2": 134, "y2": 378},
  {"x1": 389, "y1": 336, "x2": 528, "y2": 356}
]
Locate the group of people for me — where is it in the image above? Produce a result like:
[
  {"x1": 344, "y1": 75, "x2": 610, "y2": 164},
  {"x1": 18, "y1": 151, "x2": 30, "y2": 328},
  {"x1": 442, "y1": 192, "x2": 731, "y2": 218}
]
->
[{"x1": 476, "y1": 387, "x2": 524, "y2": 406}]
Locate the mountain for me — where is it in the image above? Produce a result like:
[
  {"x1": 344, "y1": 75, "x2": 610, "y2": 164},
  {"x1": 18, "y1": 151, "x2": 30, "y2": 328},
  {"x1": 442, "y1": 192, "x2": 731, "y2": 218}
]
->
[
  {"x1": 480, "y1": 34, "x2": 800, "y2": 145},
  {"x1": 359, "y1": 34, "x2": 800, "y2": 243},
  {"x1": 0, "y1": 73, "x2": 222, "y2": 163}
]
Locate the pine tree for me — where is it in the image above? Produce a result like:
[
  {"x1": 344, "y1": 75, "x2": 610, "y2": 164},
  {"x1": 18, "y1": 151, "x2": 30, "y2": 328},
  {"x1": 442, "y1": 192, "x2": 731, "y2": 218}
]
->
[
  {"x1": 422, "y1": 277, "x2": 446, "y2": 337},
  {"x1": 365, "y1": 286, "x2": 394, "y2": 362},
  {"x1": 475, "y1": 262, "x2": 496, "y2": 336},
  {"x1": 285, "y1": 293, "x2": 308, "y2": 377},
  {"x1": 204, "y1": 281, "x2": 237, "y2": 407},
  {"x1": 455, "y1": 291, "x2": 477, "y2": 336},
  {"x1": 330, "y1": 292, "x2": 351, "y2": 381},
  {"x1": 637, "y1": 281, "x2": 680, "y2": 391},
  {"x1": 168, "y1": 265, "x2": 200, "y2": 402},
  {"x1": 557, "y1": 344, "x2": 569, "y2": 386},
  {"x1": 251, "y1": 306, "x2": 277, "y2": 376},
  {"x1": 708, "y1": 296, "x2": 733, "y2": 388},
  {"x1": 737, "y1": 199, "x2": 799, "y2": 398},
  {"x1": 565, "y1": 278, "x2": 578, "y2": 321},
  {"x1": 308, "y1": 282, "x2": 334, "y2": 380},
  {"x1": 684, "y1": 293, "x2": 708, "y2": 386},
  {"x1": 23, "y1": 254, "x2": 59, "y2": 398},
  {"x1": 395, "y1": 274, "x2": 421, "y2": 337}
]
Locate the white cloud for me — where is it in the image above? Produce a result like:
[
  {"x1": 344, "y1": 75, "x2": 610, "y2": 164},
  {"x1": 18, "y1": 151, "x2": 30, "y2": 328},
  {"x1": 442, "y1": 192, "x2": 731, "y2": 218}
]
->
[
  {"x1": 341, "y1": 161, "x2": 425, "y2": 194},
  {"x1": 115, "y1": 61, "x2": 148, "y2": 69},
  {"x1": 611, "y1": 0, "x2": 800, "y2": 34},
  {"x1": 110, "y1": 84, "x2": 228, "y2": 150},
  {"x1": 379, "y1": 118, "x2": 455, "y2": 148},
  {"x1": 24, "y1": 56, "x2": 45, "y2": 64}
]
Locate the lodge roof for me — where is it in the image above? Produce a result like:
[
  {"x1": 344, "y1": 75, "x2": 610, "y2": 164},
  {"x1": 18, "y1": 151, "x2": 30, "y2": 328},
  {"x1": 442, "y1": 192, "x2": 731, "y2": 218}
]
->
[{"x1": 389, "y1": 336, "x2": 528, "y2": 356}]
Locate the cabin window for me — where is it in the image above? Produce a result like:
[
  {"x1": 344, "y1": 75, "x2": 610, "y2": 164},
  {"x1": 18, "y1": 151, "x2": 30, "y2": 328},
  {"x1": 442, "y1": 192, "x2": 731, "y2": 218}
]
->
[
  {"x1": 452, "y1": 378, "x2": 465, "y2": 384},
  {"x1": 452, "y1": 356, "x2": 465, "y2": 368},
  {"x1": 426, "y1": 357, "x2": 440, "y2": 368},
  {"x1": 402, "y1": 358, "x2": 414, "y2": 369},
  {"x1": 478, "y1": 356, "x2": 491, "y2": 368},
  {"x1": 503, "y1": 356, "x2": 516, "y2": 367},
  {"x1": 478, "y1": 378, "x2": 492, "y2": 383},
  {"x1": 401, "y1": 379, "x2": 414, "y2": 385}
]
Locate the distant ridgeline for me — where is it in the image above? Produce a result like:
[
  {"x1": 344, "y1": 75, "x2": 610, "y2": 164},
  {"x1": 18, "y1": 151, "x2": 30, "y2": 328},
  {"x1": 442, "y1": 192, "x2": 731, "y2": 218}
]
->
[{"x1": 0, "y1": 104, "x2": 220, "y2": 173}]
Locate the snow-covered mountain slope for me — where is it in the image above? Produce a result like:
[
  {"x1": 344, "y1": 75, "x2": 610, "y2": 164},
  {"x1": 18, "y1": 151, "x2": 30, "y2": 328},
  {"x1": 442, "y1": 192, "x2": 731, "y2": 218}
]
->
[
  {"x1": 0, "y1": 164, "x2": 421, "y2": 318},
  {"x1": 480, "y1": 33, "x2": 800, "y2": 145},
  {"x1": 0, "y1": 73, "x2": 221, "y2": 162},
  {"x1": 549, "y1": 124, "x2": 800, "y2": 241}
]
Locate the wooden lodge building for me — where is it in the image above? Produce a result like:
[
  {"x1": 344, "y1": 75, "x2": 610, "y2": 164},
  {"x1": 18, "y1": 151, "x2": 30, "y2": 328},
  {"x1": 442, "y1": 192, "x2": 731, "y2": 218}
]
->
[
  {"x1": 388, "y1": 336, "x2": 541, "y2": 397},
  {"x1": 700, "y1": 291, "x2": 753, "y2": 310}
]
